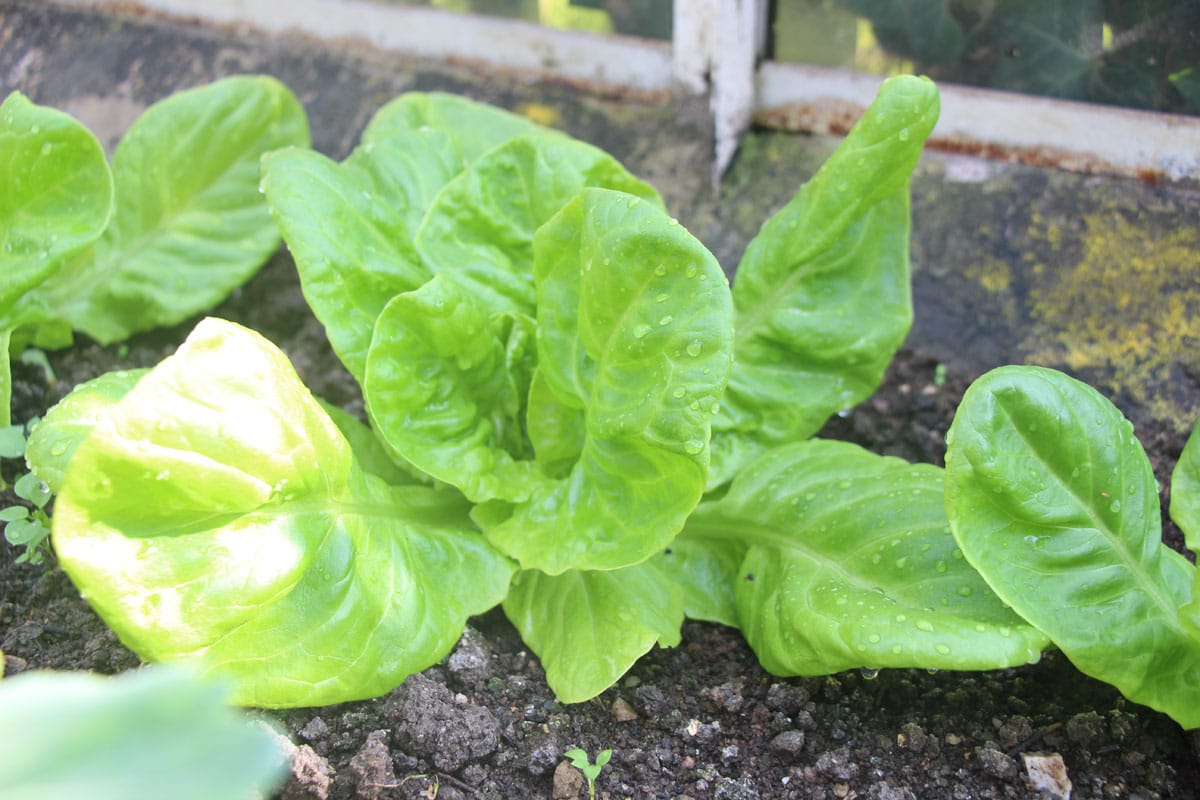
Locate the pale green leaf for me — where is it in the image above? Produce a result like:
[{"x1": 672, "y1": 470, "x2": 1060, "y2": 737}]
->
[
  {"x1": 945, "y1": 365, "x2": 1200, "y2": 729},
  {"x1": 504, "y1": 561, "x2": 683, "y2": 703}
]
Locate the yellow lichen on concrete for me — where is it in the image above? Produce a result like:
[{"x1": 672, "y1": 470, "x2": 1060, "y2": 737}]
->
[{"x1": 1023, "y1": 210, "x2": 1200, "y2": 425}]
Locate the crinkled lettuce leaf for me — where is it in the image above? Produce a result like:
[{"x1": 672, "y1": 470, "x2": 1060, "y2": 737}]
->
[
  {"x1": 946, "y1": 366, "x2": 1200, "y2": 729},
  {"x1": 51, "y1": 318, "x2": 514, "y2": 708},
  {"x1": 368, "y1": 189, "x2": 733, "y2": 574},
  {"x1": 710, "y1": 74, "x2": 940, "y2": 487},
  {"x1": 664, "y1": 439, "x2": 1047, "y2": 674}
]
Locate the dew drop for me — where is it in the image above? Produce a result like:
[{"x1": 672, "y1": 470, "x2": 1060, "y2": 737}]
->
[
  {"x1": 894, "y1": 614, "x2": 907, "y2": 623},
  {"x1": 672, "y1": 386, "x2": 687, "y2": 399},
  {"x1": 49, "y1": 442, "x2": 68, "y2": 457},
  {"x1": 956, "y1": 586, "x2": 974, "y2": 597},
  {"x1": 633, "y1": 324, "x2": 651, "y2": 339},
  {"x1": 659, "y1": 315, "x2": 674, "y2": 326},
  {"x1": 891, "y1": 644, "x2": 903, "y2": 655},
  {"x1": 867, "y1": 633, "x2": 881, "y2": 644},
  {"x1": 898, "y1": 127, "x2": 911, "y2": 141},
  {"x1": 654, "y1": 263, "x2": 667, "y2": 276},
  {"x1": 685, "y1": 263, "x2": 698, "y2": 278},
  {"x1": 895, "y1": 556, "x2": 909, "y2": 569},
  {"x1": 656, "y1": 292, "x2": 669, "y2": 303},
  {"x1": 40, "y1": 142, "x2": 52, "y2": 156},
  {"x1": 686, "y1": 339, "x2": 703, "y2": 357},
  {"x1": 1109, "y1": 499, "x2": 1122, "y2": 513},
  {"x1": 860, "y1": 667, "x2": 879, "y2": 680},
  {"x1": 934, "y1": 643, "x2": 951, "y2": 655},
  {"x1": 916, "y1": 620, "x2": 934, "y2": 633},
  {"x1": 155, "y1": 470, "x2": 170, "y2": 481},
  {"x1": 683, "y1": 439, "x2": 704, "y2": 455}
]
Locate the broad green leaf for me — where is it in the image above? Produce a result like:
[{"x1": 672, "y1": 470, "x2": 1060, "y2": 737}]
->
[
  {"x1": 682, "y1": 440, "x2": 1046, "y2": 674},
  {"x1": 261, "y1": 130, "x2": 458, "y2": 381},
  {"x1": 52, "y1": 318, "x2": 514, "y2": 708},
  {"x1": 1170, "y1": 419, "x2": 1200, "y2": 554},
  {"x1": 0, "y1": 667, "x2": 286, "y2": 800},
  {"x1": 945, "y1": 365, "x2": 1200, "y2": 729},
  {"x1": 481, "y1": 189, "x2": 734, "y2": 574},
  {"x1": 0, "y1": 92, "x2": 113, "y2": 316},
  {"x1": 711, "y1": 75, "x2": 939, "y2": 487},
  {"x1": 362, "y1": 90, "x2": 545, "y2": 161},
  {"x1": 414, "y1": 133, "x2": 663, "y2": 317},
  {"x1": 365, "y1": 272, "x2": 541, "y2": 502},
  {"x1": 25, "y1": 369, "x2": 147, "y2": 493},
  {"x1": 504, "y1": 561, "x2": 683, "y2": 703},
  {"x1": 35, "y1": 76, "x2": 309, "y2": 344}
]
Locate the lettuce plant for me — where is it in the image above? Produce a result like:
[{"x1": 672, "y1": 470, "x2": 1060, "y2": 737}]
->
[
  {"x1": 0, "y1": 76, "x2": 309, "y2": 427},
  {"x1": 27, "y1": 75, "x2": 1088, "y2": 711}
]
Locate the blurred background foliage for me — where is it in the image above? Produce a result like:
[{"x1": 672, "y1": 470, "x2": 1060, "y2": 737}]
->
[{"x1": 379, "y1": 0, "x2": 1197, "y2": 115}]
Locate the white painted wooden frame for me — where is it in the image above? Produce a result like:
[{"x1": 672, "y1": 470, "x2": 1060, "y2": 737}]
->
[{"x1": 46, "y1": 0, "x2": 1200, "y2": 181}]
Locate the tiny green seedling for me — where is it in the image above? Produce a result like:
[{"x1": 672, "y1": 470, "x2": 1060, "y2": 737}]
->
[
  {"x1": 1, "y1": 421, "x2": 52, "y2": 564},
  {"x1": 564, "y1": 748, "x2": 611, "y2": 800}
]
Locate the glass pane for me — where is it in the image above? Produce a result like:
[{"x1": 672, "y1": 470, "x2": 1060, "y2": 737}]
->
[
  {"x1": 374, "y1": 0, "x2": 672, "y2": 39},
  {"x1": 771, "y1": 0, "x2": 1200, "y2": 116}
]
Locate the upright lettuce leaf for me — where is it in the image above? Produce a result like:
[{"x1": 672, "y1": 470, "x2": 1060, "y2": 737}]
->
[
  {"x1": 0, "y1": 667, "x2": 287, "y2": 800},
  {"x1": 261, "y1": 130, "x2": 458, "y2": 382},
  {"x1": 710, "y1": 75, "x2": 940, "y2": 487},
  {"x1": 414, "y1": 133, "x2": 663, "y2": 317},
  {"x1": 945, "y1": 366, "x2": 1200, "y2": 729},
  {"x1": 51, "y1": 318, "x2": 514, "y2": 708},
  {"x1": 28, "y1": 76, "x2": 308, "y2": 344},
  {"x1": 372, "y1": 188, "x2": 733, "y2": 575},
  {"x1": 1, "y1": 92, "x2": 113, "y2": 426},
  {"x1": 361, "y1": 90, "x2": 545, "y2": 160},
  {"x1": 0, "y1": 92, "x2": 113, "y2": 317},
  {"x1": 1170, "y1": 419, "x2": 1200, "y2": 553},
  {"x1": 504, "y1": 562, "x2": 683, "y2": 703},
  {"x1": 665, "y1": 440, "x2": 1047, "y2": 674}
]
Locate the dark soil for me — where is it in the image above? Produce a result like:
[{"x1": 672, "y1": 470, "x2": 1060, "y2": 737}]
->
[{"x1": 2, "y1": 245, "x2": 1198, "y2": 799}]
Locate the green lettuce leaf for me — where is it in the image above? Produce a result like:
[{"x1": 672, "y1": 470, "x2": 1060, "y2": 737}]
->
[
  {"x1": 473, "y1": 188, "x2": 733, "y2": 573},
  {"x1": 261, "y1": 131, "x2": 456, "y2": 382},
  {"x1": 51, "y1": 318, "x2": 514, "y2": 708},
  {"x1": 710, "y1": 74, "x2": 940, "y2": 487},
  {"x1": 1170, "y1": 419, "x2": 1200, "y2": 554},
  {"x1": 668, "y1": 440, "x2": 1047, "y2": 674},
  {"x1": 30, "y1": 76, "x2": 309, "y2": 344},
  {"x1": 945, "y1": 365, "x2": 1200, "y2": 729},
  {"x1": 0, "y1": 667, "x2": 286, "y2": 800},
  {"x1": 504, "y1": 562, "x2": 683, "y2": 703},
  {"x1": 0, "y1": 91, "x2": 113, "y2": 318},
  {"x1": 362, "y1": 90, "x2": 545, "y2": 161},
  {"x1": 413, "y1": 133, "x2": 663, "y2": 317},
  {"x1": 24, "y1": 369, "x2": 147, "y2": 494}
]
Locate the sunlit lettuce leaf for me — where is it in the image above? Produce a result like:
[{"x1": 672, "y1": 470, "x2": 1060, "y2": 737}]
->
[
  {"x1": 362, "y1": 90, "x2": 546, "y2": 161},
  {"x1": 261, "y1": 129, "x2": 457, "y2": 382},
  {"x1": 0, "y1": 666, "x2": 286, "y2": 800},
  {"x1": 29, "y1": 76, "x2": 309, "y2": 344},
  {"x1": 24, "y1": 369, "x2": 147, "y2": 493},
  {"x1": 946, "y1": 365, "x2": 1200, "y2": 729},
  {"x1": 669, "y1": 439, "x2": 1046, "y2": 674},
  {"x1": 51, "y1": 318, "x2": 514, "y2": 708},
  {"x1": 1170, "y1": 418, "x2": 1200, "y2": 554},
  {"x1": 476, "y1": 189, "x2": 733, "y2": 573},
  {"x1": 413, "y1": 133, "x2": 663, "y2": 317},
  {"x1": 711, "y1": 75, "x2": 939, "y2": 487},
  {"x1": 504, "y1": 561, "x2": 683, "y2": 703}
]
